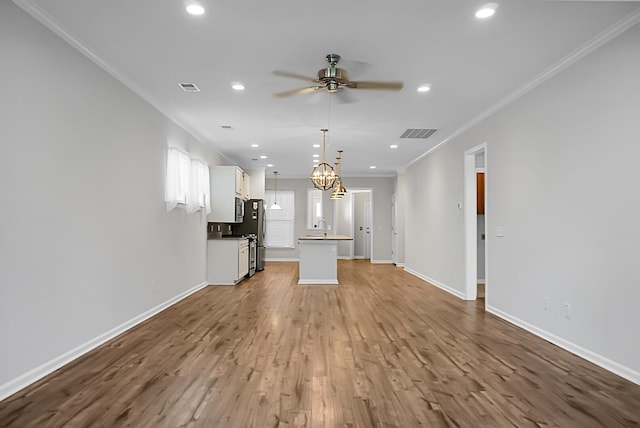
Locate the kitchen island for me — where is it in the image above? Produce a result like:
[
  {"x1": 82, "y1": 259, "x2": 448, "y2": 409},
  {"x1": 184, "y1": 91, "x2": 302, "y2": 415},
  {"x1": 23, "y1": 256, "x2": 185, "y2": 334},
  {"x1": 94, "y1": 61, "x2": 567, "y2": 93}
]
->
[{"x1": 297, "y1": 234, "x2": 353, "y2": 285}]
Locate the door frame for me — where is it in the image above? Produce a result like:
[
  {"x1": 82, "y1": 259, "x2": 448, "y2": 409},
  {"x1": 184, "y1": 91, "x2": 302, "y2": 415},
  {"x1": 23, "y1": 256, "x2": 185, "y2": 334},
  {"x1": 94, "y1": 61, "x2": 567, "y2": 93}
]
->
[
  {"x1": 463, "y1": 143, "x2": 487, "y2": 302},
  {"x1": 338, "y1": 188, "x2": 373, "y2": 261}
]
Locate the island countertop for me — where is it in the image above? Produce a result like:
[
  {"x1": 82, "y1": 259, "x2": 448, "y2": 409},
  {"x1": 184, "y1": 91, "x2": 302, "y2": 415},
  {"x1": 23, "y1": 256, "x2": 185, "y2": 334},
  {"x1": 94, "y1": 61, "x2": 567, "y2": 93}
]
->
[{"x1": 298, "y1": 234, "x2": 353, "y2": 241}]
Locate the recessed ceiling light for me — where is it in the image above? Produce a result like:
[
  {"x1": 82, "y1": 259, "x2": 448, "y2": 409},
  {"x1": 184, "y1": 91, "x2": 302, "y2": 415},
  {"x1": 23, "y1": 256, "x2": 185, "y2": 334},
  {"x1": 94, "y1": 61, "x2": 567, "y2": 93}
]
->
[
  {"x1": 475, "y1": 3, "x2": 497, "y2": 19},
  {"x1": 231, "y1": 83, "x2": 245, "y2": 91},
  {"x1": 313, "y1": 144, "x2": 320, "y2": 148},
  {"x1": 250, "y1": 143, "x2": 259, "y2": 148},
  {"x1": 186, "y1": 3, "x2": 205, "y2": 15},
  {"x1": 313, "y1": 154, "x2": 320, "y2": 158},
  {"x1": 390, "y1": 144, "x2": 398, "y2": 149},
  {"x1": 417, "y1": 85, "x2": 431, "y2": 93},
  {"x1": 260, "y1": 155, "x2": 267, "y2": 159},
  {"x1": 370, "y1": 166, "x2": 377, "y2": 169},
  {"x1": 267, "y1": 163, "x2": 274, "y2": 167}
]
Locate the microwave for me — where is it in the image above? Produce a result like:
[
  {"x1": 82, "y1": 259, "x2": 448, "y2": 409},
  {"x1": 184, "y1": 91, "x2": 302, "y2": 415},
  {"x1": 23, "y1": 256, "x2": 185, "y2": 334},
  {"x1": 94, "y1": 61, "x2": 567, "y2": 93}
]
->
[{"x1": 235, "y1": 197, "x2": 244, "y2": 222}]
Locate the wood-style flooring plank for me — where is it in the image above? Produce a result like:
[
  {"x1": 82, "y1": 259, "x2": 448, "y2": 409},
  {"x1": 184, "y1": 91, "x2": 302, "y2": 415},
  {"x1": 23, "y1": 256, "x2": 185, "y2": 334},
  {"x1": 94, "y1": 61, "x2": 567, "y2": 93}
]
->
[{"x1": 1, "y1": 260, "x2": 640, "y2": 427}]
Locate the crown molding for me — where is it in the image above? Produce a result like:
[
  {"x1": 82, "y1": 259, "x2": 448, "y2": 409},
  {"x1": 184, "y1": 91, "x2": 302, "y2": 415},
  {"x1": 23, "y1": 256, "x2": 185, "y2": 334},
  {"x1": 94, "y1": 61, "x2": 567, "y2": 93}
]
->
[
  {"x1": 12, "y1": 0, "x2": 236, "y2": 166},
  {"x1": 406, "y1": 5, "x2": 640, "y2": 169}
]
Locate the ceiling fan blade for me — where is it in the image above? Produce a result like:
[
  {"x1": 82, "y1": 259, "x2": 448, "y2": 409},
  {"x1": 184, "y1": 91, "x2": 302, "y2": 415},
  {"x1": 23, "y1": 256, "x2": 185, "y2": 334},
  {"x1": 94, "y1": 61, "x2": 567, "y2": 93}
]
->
[
  {"x1": 348, "y1": 81, "x2": 404, "y2": 91},
  {"x1": 273, "y1": 86, "x2": 319, "y2": 98},
  {"x1": 273, "y1": 70, "x2": 318, "y2": 83},
  {"x1": 332, "y1": 89, "x2": 357, "y2": 104}
]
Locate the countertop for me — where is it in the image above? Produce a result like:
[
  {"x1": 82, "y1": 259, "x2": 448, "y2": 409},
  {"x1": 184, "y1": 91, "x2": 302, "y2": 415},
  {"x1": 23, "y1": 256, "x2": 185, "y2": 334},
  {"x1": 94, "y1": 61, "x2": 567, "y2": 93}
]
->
[
  {"x1": 207, "y1": 235, "x2": 249, "y2": 241},
  {"x1": 298, "y1": 234, "x2": 353, "y2": 241}
]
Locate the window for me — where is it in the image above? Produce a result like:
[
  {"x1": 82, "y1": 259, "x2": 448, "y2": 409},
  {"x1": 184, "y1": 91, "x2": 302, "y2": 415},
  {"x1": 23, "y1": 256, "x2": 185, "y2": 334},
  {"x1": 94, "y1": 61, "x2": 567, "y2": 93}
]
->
[
  {"x1": 187, "y1": 160, "x2": 210, "y2": 214},
  {"x1": 264, "y1": 190, "x2": 295, "y2": 248},
  {"x1": 165, "y1": 148, "x2": 210, "y2": 214},
  {"x1": 307, "y1": 188, "x2": 323, "y2": 229}
]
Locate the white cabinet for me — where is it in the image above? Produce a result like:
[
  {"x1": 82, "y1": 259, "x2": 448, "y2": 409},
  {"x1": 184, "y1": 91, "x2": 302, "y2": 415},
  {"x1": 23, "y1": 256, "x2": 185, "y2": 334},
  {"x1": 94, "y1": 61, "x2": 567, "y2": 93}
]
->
[
  {"x1": 238, "y1": 242, "x2": 249, "y2": 278},
  {"x1": 242, "y1": 172, "x2": 251, "y2": 200},
  {"x1": 209, "y1": 166, "x2": 248, "y2": 223},
  {"x1": 207, "y1": 238, "x2": 249, "y2": 285},
  {"x1": 235, "y1": 167, "x2": 244, "y2": 196}
]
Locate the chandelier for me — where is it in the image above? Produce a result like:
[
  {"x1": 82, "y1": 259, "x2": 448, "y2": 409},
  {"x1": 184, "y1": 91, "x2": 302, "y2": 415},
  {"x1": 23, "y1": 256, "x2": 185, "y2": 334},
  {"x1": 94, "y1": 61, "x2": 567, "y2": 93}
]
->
[
  {"x1": 310, "y1": 128, "x2": 337, "y2": 190},
  {"x1": 330, "y1": 150, "x2": 347, "y2": 199}
]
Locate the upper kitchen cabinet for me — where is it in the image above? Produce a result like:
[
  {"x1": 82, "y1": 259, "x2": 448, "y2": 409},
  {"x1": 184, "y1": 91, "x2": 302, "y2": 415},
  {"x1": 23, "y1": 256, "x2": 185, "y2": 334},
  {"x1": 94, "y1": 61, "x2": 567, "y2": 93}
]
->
[
  {"x1": 234, "y1": 167, "x2": 244, "y2": 196},
  {"x1": 208, "y1": 166, "x2": 250, "y2": 223},
  {"x1": 243, "y1": 172, "x2": 251, "y2": 200}
]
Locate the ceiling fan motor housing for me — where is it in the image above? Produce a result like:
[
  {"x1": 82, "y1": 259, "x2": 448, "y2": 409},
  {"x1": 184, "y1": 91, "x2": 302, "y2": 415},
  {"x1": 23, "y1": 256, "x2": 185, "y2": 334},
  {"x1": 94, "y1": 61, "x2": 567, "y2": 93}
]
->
[{"x1": 318, "y1": 67, "x2": 348, "y2": 92}]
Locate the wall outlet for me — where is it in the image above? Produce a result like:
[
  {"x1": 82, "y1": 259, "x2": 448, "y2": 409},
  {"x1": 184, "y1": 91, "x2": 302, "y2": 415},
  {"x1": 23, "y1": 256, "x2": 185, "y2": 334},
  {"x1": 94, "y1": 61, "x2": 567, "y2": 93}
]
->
[
  {"x1": 496, "y1": 226, "x2": 504, "y2": 237},
  {"x1": 544, "y1": 297, "x2": 549, "y2": 311},
  {"x1": 564, "y1": 303, "x2": 571, "y2": 319}
]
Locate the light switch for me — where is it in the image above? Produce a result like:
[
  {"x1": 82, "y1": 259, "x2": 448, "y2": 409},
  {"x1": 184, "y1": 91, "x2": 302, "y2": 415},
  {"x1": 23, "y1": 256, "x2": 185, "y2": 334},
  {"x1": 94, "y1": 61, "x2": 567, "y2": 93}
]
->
[{"x1": 496, "y1": 226, "x2": 504, "y2": 237}]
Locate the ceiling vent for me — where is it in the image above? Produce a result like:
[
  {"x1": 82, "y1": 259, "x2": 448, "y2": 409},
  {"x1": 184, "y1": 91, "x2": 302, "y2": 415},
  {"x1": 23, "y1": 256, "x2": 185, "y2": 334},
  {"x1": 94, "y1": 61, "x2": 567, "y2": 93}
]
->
[
  {"x1": 400, "y1": 128, "x2": 438, "y2": 139},
  {"x1": 179, "y1": 82, "x2": 200, "y2": 92}
]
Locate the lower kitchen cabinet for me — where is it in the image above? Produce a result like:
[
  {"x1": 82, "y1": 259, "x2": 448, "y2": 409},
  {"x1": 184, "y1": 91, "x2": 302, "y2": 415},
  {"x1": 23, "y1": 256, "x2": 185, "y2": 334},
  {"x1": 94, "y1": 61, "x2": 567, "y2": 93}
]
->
[{"x1": 207, "y1": 238, "x2": 249, "y2": 285}]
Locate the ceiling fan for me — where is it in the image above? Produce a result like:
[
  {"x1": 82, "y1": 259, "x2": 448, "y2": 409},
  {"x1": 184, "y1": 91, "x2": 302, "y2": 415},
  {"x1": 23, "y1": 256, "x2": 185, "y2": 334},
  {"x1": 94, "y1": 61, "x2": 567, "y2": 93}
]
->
[{"x1": 273, "y1": 54, "x2": 403, "y2": 99}]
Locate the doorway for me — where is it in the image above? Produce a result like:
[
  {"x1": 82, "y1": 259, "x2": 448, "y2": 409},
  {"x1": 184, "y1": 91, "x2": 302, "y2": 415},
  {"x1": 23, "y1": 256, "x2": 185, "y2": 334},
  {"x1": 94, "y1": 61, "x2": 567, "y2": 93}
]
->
[
  {"x1": 353, "y1": 190, "x2": 372, "y2": 259},
  {"x1": 334, "y1": 189, "x2": 372, "y2": 260},
  {"x1": 463, "y1": 143, "x2": 487, "y2": 304}
]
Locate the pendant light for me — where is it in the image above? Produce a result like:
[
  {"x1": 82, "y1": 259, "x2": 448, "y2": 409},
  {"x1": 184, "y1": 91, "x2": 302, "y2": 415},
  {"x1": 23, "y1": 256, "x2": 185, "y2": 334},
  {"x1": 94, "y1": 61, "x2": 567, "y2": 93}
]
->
[
  {"x1": 330, "y1": 150, "x2": 347, "y2": 199},
  {"x1": 269, "y1": 171, "x2": 282, "y2": 210},
  {"x1": 310, "y1": 128, "x2": 336, "y2": 190}
]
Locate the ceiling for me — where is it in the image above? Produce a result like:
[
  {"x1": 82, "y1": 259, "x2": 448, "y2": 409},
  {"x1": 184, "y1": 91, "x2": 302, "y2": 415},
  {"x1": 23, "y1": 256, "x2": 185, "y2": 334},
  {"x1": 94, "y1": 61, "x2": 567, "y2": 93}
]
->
[{"x1": 15, "y1": 0, "x2": 639, "y2": 178}]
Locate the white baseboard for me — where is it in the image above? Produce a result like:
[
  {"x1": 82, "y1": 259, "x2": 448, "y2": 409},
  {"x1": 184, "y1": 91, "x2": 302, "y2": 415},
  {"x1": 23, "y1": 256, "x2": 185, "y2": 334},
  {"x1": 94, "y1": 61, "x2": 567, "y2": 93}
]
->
[
  {"x1": 486, "y1": 305, "x2": 640, "y2": 386},
  {"x1": 264, "y1": 258, "x2": 299, "y2": 262},
  {"x1": 0, "y1": 281, "x2": 208, "y2": 401},
  {"x1": 394, "y1": 262, "x2": 406, "y2": 267},
  {"x1": 404, "y1": 268, "x2": 465, "y2": 300},
  {"x1": 371, "y1": 259, "x2": 393, "y2": 264},
  {"x1": 298, "y1": 280, "x2": 338, "y2": 285}
]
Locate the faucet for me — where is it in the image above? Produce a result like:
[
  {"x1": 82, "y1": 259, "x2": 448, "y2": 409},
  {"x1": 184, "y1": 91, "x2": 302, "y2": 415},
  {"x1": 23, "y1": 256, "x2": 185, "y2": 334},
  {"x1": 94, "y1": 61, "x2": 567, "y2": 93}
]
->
[{"x1": 317, "y1": 218, "x2": 328, "y2": 238}]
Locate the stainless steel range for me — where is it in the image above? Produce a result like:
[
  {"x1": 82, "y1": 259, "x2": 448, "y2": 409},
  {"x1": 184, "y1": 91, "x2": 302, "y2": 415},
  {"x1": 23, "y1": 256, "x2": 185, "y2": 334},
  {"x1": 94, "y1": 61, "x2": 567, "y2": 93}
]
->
[
  {"x1": 246, "y1": 234, "x2": 257, "y2": 278},
  {"x1": 232, "y1": 199, "x2": 265, "y2": 272}
]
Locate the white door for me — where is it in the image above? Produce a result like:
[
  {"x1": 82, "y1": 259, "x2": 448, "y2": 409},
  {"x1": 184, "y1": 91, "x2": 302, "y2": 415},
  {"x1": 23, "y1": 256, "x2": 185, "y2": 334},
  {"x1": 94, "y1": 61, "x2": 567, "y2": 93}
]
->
[
  {"x1": 391, "y1": 193, "x2": 397, "y2": 265},
  {"x1": 364, "y1": 198, "x2": 371, "y2": 260}
]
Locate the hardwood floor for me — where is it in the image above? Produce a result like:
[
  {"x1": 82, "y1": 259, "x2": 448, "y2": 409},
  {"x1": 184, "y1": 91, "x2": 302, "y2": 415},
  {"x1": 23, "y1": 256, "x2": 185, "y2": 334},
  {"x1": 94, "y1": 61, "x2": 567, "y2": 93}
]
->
[{"x1": 1, "y1": 260, "x2": 639, "y2": 427}]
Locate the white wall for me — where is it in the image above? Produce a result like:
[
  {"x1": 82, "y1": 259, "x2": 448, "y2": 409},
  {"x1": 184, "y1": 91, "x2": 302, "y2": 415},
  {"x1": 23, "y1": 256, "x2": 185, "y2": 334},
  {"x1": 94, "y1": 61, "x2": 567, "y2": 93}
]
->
[
  {"x1": 394, "y1": 174, "x2": 407, "y2": 265},
  {"x1": 265, "y1": 177, "x2": 395, "y2": 262},
  {"x1": 404, "y1": 22, "x2": 640, "y2": 382},
  {"x1": 0, "y1": 2, "x2": 225, "y2": 398}
]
